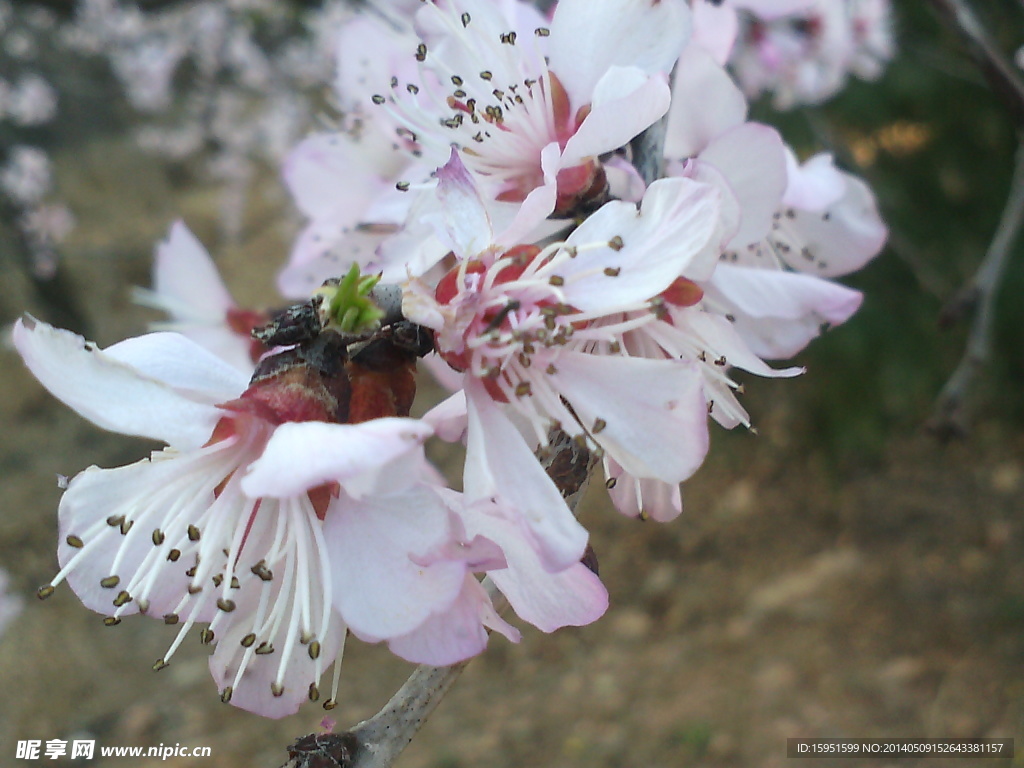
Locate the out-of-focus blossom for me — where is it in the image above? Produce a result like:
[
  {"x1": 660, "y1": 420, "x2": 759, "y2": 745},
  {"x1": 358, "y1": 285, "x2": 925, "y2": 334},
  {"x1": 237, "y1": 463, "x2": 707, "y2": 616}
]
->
[
  {"x1": 1, "y1": 145, "x2": 51, "y2": 204},
  {"x1": 723, "y1": 0, "x2": 893, "y2": 109},
  {"x1": 0, "y1": 567, "x2": 24, "y2": 640}
]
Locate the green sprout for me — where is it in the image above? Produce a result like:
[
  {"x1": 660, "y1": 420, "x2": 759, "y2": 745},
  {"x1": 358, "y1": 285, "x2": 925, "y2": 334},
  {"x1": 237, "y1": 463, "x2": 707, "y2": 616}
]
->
[{"x1": 322, "y1": 264, "x2": 386, "y2": 334}]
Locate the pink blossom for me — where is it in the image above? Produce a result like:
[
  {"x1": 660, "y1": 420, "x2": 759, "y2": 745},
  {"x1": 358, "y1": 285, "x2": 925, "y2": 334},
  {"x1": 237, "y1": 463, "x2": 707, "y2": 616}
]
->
[
  {"x1": 406, "y1": 153, "x2": 733, "y2": 522},
  {"x1": 134, "y1": 221, "x2": 265, "y2": 373}
]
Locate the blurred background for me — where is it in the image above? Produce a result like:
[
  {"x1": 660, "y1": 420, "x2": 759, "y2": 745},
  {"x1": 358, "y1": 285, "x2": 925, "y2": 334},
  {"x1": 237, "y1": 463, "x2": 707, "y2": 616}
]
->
[{"x1": 1, "y1": 1, "x2": 1023, "y2": 766}]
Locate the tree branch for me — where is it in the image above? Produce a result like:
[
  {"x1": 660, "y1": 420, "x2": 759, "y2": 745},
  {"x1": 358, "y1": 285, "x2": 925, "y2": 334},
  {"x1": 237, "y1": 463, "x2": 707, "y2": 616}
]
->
[
  {"x1": 929, "y1": 140, "x2": 1024, "y2": 437},
  {"x1": 928, "y1": 0, "x2": 1024, "y2": 128},
  {"x1": 281, "y1": 430, "x2": 594, "y2": 768}
]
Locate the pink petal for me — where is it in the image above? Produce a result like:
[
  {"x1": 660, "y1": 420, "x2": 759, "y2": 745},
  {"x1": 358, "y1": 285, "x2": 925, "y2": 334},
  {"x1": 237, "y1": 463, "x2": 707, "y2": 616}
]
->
[
  {"x1": 558, "y1": 177, "x2": 722, "y2": 310},
  {"x1": 323, "y1": 487, "x2": 466, "y2": 640},
  {"x1": 665, "y1": 44, "x2": 747, "y2": 158},
  {"x1": 152, "y1": 221, "x2": 234, "y2": 319},
  {"x1": 561, "y1": 68, "x2": 671, "y2": 166},
  {"x1": 284, "y1": 133, "x2": 390, "y2": 223},
  {"x1": 464, "y1": 380, "x2": 589, "y2": 572},
  {"x1": 241, "y1": 419, "x2": 433, "y2": 500},
  {"x1": 467, "y1": 509, "x2": 608, "y2": 632},
  {"x1": 689, "y1": 2, "x2": 739, "y2": 64},
  {"x1": 785, "y1": 172, "x2": 887, "y2": 278},
  {"x1": 56, "y1": 461, "x2": 215, "y2": 620},
  {"x1": 435, "y1": 149, "x2": 495, "y2": 258},
  {"x1": 209, "y1": 606, "x2": 346, "y2": 719},
  {"x1": 782, "y1": 150, "x2": 846, "y2": 211},
  {"x1": 548, "y1": 0, "x2": 691, "y2": 102},
  {"x1": 605, "y1": 457, "x2": 684, "y2": 522},
  {"x1": 386, "y1": 575, "x2": 515, "y2": 666},
  {"x1": 550, "y1": 351, "x2": 710, "y2": 484},
  {"x1": 699, "y1": 123, "x2": 787, "y2": 247},
  {"x1": 423, "y1": 388, "x2": 469, "y2": 443},
  {"x1": 13, "y1": 318, "x2": 241, "y2": 449}
]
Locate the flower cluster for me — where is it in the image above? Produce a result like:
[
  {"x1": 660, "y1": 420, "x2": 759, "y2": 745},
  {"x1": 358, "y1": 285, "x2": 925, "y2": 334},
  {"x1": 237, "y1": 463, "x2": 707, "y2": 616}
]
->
[
  {"x1": 710, "y1": 0, "x2": 895, "y2": 109},
  {"x1": 17, "y1": 0, "x2": 887, "y2": 720},
  {"x1": 0, "y1": 1, "x2": 74, "y2": 279}
]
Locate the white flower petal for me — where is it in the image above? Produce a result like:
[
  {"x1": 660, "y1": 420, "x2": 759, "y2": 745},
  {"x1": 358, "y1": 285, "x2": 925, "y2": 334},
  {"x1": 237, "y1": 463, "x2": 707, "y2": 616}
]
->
[
  {"x1": 467, "y1": 509, "x2": 608, "y2": 632},
  {"x1": 558, "y1": 177, "x2": 722, "y2": 310},
  {"x1": 324, "y1": 487, "x2": 466, "y2": 640},
  {"x1": 707, "y1": 263, "x2": 863, "y2": 359},
  {"x1": 561, "y1": 68, "x2": 670, "y2": 166},
  {"x1": 241, "y1": 419, "x2": 433, "y2": 500},
  {"x1": 665, "y1": 44, "x2": 747, "y2": 158},
  {"x1": 464, "y1": 379, "x2": 589, "y2": 572},
  {"x1": 386, "y1": 575, "x2": 504, "y2": 665},
  {"x1": 14, "y1": 318, "x2": 240, "y2": 448},
  {"x1": 549, "y1": 350, "x2": 710, "y2": 484},
  {"x1": 548, "y1": 0, "x2": 690, "y2": 101},
  {"x1": 784, "y1": 173, "x2": 887, "y2": 278},
  {"x1": 151, "y1": 221, "x2": 234, "y2": 322},
  {"x1": 435, "y1": 150, "x2": 495, "y2": 258},
  {"x1": 699, "y1": 123, "x2": 787, "y2": 247}
]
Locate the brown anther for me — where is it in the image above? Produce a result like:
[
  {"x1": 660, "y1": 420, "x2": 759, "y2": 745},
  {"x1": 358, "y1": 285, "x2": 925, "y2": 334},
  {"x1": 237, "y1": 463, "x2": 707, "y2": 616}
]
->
[
  {"x1": 271, "y1": 682, "x2": 285, "y2": 698},
  {"x1": 220, "y1": 687, "x2": 233, "y2": 703},
  {"x1": 480, "y1": 70, "x2": 492, "y2": 80},
  {"x1": 66, "y1": 535, "x2": 83, "y2": 548},
  {"x1": 255, "y1": 642, "x2": 274, "y2": 655},
  {"x1": 548, "y1": 275, "x2": 565, "y2": 286},
  {"x1": 535, "y1": 27, "x2": 550, "y2": 36},
  {"x1": 103, "y1": 616, "x2": 120, "y2": 626},
  {"x1": 163, "y1": 613, "x2": 179, "y2": 625},
  {"x1": 603, "y1": 267, "x2": 621, "y2": 277},
  {"x1": 251, "y1": 561, "x2": 273, "y2": 581},
  {"x1": 187, "y1": 525, "x2": 201, "y2": 541},
  {"x1": 230, "y1": 576, "x2": 240, "y2": 590},
  {"x1": 240, "y1": 633, "x2": 256, "y2": 648},
  {"x1": 372, "y1": 94, "x2": 385, "y2": 105},
  {"x1": 460, "y1": 11, "x2": 470, "y2": 26},
  {"x1": 415, "y1": 43, "x2": 427, "y2": 61},
  {"x1": 308, "y1": 683, "x2": 320, "y2": 702},
  {"x1": 152, "y1": 659, "x2": 168, "y2": 672},
  {"x1": 119, "y1": 519, "x2": 133, "y2": 535},
  {"x1": 151, "y1": 529, "x2": 165, "y2": 546},
  {"x1": 37, "y1": 585, "x2": 55, "y2": 600},
  {"x1": 199, "y1": 628, "x2": 214, "y2": 645},
  {"x1": 608, "y1": 235, "x2": 624, "y2": 251},
  {"x1": 100, "y1": 575, "x2": 120, "y2": 589},
  {"x1": 396, "y1": 181, "x2": 411, "y2": 192},
  {"x1": 106, "y1": 515, "x2": 125, "y2": 527},
  {"x1": 308, "y1": 641, "x2": 322, "y2": 660},
  {"x1": 112, "y1": 590, "x2": 132, "y2": 607},
  {"x1": 216, "y1": 598, "x2": 236, "y2": 613},
  {"x1": 323, "y1": 700, "x2": 337, "y2": 711},
  {"x1": 515, "y1": 382, "x2": 532, "y2": 398},
  {"x1": 167, "y1": 549, "x2": 181, "y2": 562},
  {"x1": 187, "y1": 584, "x2": 202, "y2": 595},
  {"x1": 605, "y1": 477, "x2": 617, "y2": 490},
  {"x1": 592, "y1": 418, "x2": 607, "y2": 434},
  {"x1": 500, "y1": 31, "x2": 517, "y2": 44}
]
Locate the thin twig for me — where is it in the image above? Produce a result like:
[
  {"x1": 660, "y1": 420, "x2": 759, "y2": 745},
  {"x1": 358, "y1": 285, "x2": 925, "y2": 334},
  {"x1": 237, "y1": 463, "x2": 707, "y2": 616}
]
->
[
  {"x1": 928, "y1": 0, "x2": 1024, "y2": 128},
  {"x1": 332, "y1": 431, "x2": 593, "y2": 768},
  {"x1": 929, "y1": 140, "x2": 1024, "y2": 437}
]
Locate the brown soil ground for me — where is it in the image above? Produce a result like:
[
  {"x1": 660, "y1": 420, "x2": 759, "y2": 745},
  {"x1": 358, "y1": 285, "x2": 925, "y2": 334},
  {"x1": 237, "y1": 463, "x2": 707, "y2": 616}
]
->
[{"x1": 1, "y1": 139, "x2": 1022, "y2": 768}]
